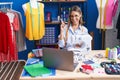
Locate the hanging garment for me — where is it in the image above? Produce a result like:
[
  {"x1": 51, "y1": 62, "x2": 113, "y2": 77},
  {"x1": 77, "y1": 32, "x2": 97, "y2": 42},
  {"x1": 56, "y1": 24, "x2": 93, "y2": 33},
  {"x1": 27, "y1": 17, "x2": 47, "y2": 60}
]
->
[
  {"x1": 95, "y1": 0, "x2": 118, "y2": 29},
  {"x1": 96, "y1": 0, "x2": 109, "y2": 29},
  {"x1": 104, "y1": 0, "x2": 118, "y2": 26},
  {"x1": 12, "y1": 11, "x2": 20, "y2": 31},
  {"x1": 13, "y1": 10, "x2": 27, "y2": 52},
  {"x1": 0, "y1": 12, "x2": 15, "y2": 62},
  {"x1": 6, "y1": 11, "x2": 18, "y2": 60},
  {"x1": 114, "y1": 0, "x2": 120, "y2": 28},
  {"x1": 0, "y1": 12, "x2": 11, "y2": 55},
  {"x1": 116, "y1": 0, "x2": 120, "y2": 39},
  {"x1": 24, "y1": 2, "x2": 45, "y2": 40},
  {"x1": 116, "y1": 12, "x2": 120, "y2": 39}
]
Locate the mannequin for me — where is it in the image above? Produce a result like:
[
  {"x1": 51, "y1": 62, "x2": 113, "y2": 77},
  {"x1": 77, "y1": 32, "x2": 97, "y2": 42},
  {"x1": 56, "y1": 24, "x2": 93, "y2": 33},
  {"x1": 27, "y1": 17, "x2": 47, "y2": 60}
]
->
[
  {"x1": 22, "y1": 0, "x2": 45, "y2": 40},
  {"x1": 95, "y1": 0, "x2": 113, "y2": 29},
  {"x1": 95, "y1": 0, "x2": 118, "y2": 29},
  {"x1": 22, "y1": 0, "x2": 38, "y2": 13},
  {"x1": 95, "y1": 0, "x2": 119, "y2": 49},
  {"x1": 95, "y1": 0, "x2": 110, "y2": 49}
]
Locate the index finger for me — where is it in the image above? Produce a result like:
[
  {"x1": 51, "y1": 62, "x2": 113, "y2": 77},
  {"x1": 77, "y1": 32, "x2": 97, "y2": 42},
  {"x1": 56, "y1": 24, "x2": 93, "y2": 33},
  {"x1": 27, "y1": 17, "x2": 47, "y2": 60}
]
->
[{"x1": 60, "y1": 19, "x2": 64, "y2": 24}]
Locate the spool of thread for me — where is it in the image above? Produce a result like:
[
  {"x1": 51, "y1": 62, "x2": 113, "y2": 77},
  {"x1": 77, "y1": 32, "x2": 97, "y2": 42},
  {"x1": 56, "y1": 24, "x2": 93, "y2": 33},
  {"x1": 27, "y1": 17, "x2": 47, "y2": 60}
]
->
[
  {"x1": 118, "y1": 47, "x2": 120, "y2": 55},
  {"x1": 113, "y1": 47, "x2": 117, "y2": 60},
  {"x1": 116, "y1": 46, "x2": 120, "y2": 55},
  {"x1": 105, "y1": 48, "x2": 110, "y2": 58},
  {"x1": 108, "y1": 49, "x2": 113, "y2": 60}
]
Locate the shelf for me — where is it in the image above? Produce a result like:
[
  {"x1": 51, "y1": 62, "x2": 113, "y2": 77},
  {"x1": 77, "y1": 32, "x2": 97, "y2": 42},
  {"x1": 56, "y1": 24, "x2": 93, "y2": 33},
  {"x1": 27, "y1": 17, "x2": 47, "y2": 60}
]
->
[
  {"x1": 35, "y1": 0, "x2": 87, "y2": 48},
  {"x1": 34, "y1": 40, "x2": 58, "y2": 48},
  {"x1": 36, "y1": 43, "x2": 58, "y2": 48},
  {"x1": 45, "y1": 21, "x2": 60, "y2": 24},
  {"x1": 45, "y1": 21, "x2": 68, "y2": 24},
  {"x1": 38, "y1": 43, "x2": 58, "y2": 46}
]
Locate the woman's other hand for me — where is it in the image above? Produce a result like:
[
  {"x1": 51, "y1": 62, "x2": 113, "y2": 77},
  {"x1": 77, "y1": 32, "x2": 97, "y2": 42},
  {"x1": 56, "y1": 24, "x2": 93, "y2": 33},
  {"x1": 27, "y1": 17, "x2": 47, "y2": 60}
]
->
[{"x1": 74, "y1": 41, "x2": 83, "y2": 48}]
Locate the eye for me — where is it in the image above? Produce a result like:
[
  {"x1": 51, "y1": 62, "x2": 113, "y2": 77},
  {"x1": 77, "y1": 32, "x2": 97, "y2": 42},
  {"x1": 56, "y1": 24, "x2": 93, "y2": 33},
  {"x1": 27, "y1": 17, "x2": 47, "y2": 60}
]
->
[
  {"x1": 70, "y1": 15, "x2": 79, "y2": 18},
  {"x1": 75, "y1": 15, "x2": 79, "y2": 17}
]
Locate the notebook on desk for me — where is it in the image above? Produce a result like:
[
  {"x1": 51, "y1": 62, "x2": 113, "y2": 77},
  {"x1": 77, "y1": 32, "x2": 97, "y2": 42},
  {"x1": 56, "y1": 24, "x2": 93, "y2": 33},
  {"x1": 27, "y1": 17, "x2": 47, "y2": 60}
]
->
[{"x1": 42, "y1": 47, "x2": 79, "y2": 71}]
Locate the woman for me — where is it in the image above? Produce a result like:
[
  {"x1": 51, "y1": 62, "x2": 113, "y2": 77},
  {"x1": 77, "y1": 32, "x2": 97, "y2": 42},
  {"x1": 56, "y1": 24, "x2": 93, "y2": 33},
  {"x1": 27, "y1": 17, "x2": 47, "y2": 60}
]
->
[{"x1": 58, "y1": 5, "x2": 92, "y2": 62}]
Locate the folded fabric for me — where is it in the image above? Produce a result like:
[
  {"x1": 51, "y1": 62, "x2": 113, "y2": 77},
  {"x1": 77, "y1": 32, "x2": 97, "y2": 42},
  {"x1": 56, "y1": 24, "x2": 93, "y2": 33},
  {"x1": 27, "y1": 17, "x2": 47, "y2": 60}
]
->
[{"x1": 24, "y1": 63, "x2": 51, "y2": 77}]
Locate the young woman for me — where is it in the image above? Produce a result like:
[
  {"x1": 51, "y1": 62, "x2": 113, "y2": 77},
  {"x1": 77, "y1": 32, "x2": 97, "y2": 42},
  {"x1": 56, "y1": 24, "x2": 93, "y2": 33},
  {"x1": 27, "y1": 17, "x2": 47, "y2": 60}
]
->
[{"x1": 58, "y1": 5, "x2": 92, "y2": 62}]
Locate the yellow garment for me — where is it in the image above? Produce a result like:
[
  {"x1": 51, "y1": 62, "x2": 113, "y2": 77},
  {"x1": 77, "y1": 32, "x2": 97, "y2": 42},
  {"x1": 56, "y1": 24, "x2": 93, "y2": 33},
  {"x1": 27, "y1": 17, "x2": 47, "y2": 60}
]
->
[
  {"x1": 25, "y1": 2, "x2": 45, "y2": 40},
  {"x1": 103, "y1": 0, "x2": 108, "y2": 30}
]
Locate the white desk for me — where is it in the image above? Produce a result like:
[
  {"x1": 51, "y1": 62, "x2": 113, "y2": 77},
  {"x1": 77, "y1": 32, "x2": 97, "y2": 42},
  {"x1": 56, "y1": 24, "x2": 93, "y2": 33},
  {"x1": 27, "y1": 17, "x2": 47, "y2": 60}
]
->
[{"x1": 20, "y1": 50, "x2": 120, "y2": 80}]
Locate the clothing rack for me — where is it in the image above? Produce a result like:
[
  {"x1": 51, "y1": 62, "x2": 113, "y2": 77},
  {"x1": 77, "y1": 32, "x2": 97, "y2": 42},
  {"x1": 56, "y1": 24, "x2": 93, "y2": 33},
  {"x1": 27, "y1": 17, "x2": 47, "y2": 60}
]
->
[{"x1": 0, "y1": 2, "x2": 13, "y2": 9}]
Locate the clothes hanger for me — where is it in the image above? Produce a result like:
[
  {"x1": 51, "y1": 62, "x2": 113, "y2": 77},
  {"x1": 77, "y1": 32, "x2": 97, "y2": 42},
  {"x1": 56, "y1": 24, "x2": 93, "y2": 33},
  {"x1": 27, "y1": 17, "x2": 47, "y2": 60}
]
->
[
  {"x1": 0, "y1": 2, "x2": 13, "y2": 13},
  {"x1": 0, "y1": 7, "x2": 8, "y2": 13}
]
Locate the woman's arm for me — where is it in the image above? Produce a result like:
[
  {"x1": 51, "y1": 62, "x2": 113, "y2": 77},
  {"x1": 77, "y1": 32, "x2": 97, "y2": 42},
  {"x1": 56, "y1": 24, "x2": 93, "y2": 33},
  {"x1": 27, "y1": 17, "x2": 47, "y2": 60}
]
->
[{"x1": 58, "y1": 20, "x2": 66, "y2": 48}]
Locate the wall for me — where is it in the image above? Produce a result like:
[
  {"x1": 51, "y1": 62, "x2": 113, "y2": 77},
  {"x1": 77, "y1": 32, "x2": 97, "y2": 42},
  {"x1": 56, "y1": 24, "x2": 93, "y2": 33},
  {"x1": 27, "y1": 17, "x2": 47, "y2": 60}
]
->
[
  {"x1": 87, "y1": 0, "x2": 102, "y2": 50},
  {"x1": 0, "y1": 0, "x2": 102, "y2": 60}
]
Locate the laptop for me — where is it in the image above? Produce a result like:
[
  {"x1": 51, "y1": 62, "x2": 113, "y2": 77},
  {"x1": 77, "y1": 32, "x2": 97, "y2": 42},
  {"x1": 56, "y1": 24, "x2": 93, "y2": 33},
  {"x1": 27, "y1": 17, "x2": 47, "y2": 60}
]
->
[{"x1": 42, "y1": 47, "x2": 79, "y2": 71}]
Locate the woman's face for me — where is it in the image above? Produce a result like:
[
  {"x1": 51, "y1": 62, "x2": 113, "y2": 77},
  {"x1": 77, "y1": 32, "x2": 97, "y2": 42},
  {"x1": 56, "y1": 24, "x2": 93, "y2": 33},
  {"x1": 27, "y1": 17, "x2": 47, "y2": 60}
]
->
[{"x1": 70, "y1": 11, "x2": 81, "y2": 25}]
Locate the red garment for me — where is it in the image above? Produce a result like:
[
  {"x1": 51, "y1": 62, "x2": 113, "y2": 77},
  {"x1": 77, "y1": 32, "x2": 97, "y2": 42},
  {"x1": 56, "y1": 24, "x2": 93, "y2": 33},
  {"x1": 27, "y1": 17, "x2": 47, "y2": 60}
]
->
[
  {"x1": 0, "y1": 12, "x2": 17, "y2": 62},
  {"x1": 0, "y1": 12, "x2": 11, "y2": 54}
]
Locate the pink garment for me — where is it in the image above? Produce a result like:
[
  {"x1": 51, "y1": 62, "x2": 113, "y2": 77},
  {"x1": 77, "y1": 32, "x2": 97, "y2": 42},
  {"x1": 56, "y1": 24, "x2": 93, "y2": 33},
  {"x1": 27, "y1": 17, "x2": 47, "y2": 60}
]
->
[
  {"x1": 10, "y1": 11, "x2": 19, "y2": 61},
  {"x1": 12, "y1": 12, "x2": 20, "y2": 31},
  {"x1": 113, "y1": 0, "x2": 119, "y2": 17},
  {"x1": 104, "y1": 0, "x2": 118, "y2": 26}
]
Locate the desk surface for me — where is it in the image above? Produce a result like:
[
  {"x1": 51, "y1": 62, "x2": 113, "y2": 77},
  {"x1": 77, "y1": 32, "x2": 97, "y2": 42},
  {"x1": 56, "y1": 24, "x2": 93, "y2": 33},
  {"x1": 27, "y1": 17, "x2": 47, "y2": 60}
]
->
[{"x1": 20, "y1": 50, "x2": 120, "y2": 80}]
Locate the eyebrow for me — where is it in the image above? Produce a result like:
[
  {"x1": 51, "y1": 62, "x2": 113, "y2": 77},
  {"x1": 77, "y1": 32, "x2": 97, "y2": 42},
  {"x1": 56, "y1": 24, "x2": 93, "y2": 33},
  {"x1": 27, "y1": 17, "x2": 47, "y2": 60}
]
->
[{"x1": 70, "y1": 15, "x2": 79, "y2": 17}]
